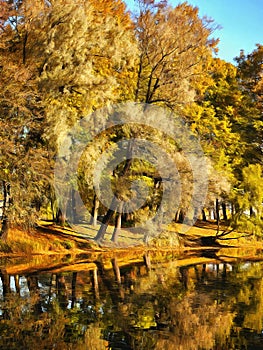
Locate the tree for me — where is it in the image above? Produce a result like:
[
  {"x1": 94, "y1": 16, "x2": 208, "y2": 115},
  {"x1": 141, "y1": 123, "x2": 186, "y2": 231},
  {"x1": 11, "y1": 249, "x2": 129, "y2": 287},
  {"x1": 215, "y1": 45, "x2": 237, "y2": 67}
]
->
[
  {"x1": 184, "y1": 56, "x2": 262, "y2": 231},
  {"x1": 235, "y1": 45, "x2": 263, "y2": 165},
  {"x1": 134, "y1": 0, "x2": 218, "y2": 107},
  {"x1": 39, "y1": 0, "x2": 138, "y2": 224},
  {"x1": 232, "y1": 164, "x2": 263, "y2": 235},
  {"x1": 93, "y1": 0, "x2": 218, "y2": 242},
  {"x1": 0, "y1": 0, "x2": 138, "y2": 235},
  {"x1": 0, "y1": 0, "x2": 51, "y2": 238}
]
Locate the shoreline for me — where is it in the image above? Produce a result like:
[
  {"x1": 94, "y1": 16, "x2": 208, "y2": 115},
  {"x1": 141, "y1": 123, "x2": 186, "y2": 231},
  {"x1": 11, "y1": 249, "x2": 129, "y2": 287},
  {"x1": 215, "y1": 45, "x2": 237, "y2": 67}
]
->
[{"x1": 0, "y1": 222, "x2": 262, "y2": 263}]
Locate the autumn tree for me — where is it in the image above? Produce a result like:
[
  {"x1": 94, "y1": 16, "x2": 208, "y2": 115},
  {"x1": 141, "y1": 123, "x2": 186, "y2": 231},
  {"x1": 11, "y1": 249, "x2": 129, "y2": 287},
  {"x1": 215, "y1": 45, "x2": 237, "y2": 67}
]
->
[
  {"x1": 37, "y1": 0, "x2": 139, "y2": 229},
  {"x1": 232, "y1": 164, "x2": 263, "y2": 234},
  {"x1": 4, "y1": 0, "x2": 262, "y2": 244},
  {"x1": 94, "y1": 0, "x2": 219, "y2": 242},
  {"x1": 219, "y1": 47, "x2": 263, "y2": 232},
  {"x1": 235, "y1": 44, "x2": 263, "y2": 165},
  {"x1": 134, "y1": 0, "x2": 218, "y2": 107},
  {"x1": 184, "y1": 59, "x2": 244, "y2": 220},
  {"x1": 0, "y1": 0, "x2": 51, "y2": 238},
  {"x1": 0, "y1": 0, "x2": 138, "y2": 235},
  {"x1": 183, "y1": 52, "x2": 260, "y2": 230},
  {"x1": 131, "y1": 0, "x2": 218, "y2": 226}
]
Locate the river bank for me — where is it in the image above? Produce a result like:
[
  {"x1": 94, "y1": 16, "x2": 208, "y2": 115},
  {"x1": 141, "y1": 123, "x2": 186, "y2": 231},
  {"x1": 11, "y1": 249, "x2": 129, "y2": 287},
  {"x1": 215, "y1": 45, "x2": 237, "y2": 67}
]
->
[{"x1": 0, "y1": 221, "x2": 262, "y2": 269}]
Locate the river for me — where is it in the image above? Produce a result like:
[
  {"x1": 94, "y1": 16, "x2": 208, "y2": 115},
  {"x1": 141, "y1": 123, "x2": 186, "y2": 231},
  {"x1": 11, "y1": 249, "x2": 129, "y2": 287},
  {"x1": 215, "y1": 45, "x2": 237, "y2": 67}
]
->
[{"x1": 1, "y1": 251, "x2": 263, "y2": 349}]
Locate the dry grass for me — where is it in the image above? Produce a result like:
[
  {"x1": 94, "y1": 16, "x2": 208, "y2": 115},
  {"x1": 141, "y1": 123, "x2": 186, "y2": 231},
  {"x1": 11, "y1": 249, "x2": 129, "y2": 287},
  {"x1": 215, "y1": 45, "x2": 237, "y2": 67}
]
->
[
  {"x1": 1, "y1": 219, "x2": 262, "y2": 260},
  {"x1": 2, "y1": 226, "x2": 99, "y2": 257}
]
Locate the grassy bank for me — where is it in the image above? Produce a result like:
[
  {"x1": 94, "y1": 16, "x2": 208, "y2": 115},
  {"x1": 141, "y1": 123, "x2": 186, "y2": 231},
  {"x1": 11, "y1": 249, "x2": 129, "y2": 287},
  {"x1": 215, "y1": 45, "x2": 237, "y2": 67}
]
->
[
  {"x1": 0, "y1": 225, "x2": 100, "y2": 257},
  {"x1": 0, "y1": 221, "x2": 263, "y2": 277},
  {"x1": 0, "y1": 220, "x2": 262, "y2": 258}
]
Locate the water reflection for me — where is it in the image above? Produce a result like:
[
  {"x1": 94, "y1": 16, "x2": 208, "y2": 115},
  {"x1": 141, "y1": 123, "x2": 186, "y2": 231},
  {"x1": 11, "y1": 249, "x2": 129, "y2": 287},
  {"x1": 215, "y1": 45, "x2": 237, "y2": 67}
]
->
[{"x1": 1, "y1": 256, "x2": 263, "y2": 349}]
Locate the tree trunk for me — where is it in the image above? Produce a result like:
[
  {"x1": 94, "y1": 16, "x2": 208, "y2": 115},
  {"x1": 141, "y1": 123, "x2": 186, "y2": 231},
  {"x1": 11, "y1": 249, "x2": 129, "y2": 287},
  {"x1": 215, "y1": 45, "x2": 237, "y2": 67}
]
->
[
  {"x1": 95, "y1": 196, "x2": 119, "y2": 241},
  {"x1": 51, "y1": 199, "x2": 56, "y2": 222},
  {"x1": 179, "y1": 267, "x2": 189, "y2": 290},
  {"x1": 71, "y1": 272, "x2": 77, "y2": 309},
  {"x1": 49, "y1": 191, "x2": 56, "y2": 222},
  {"x1": 1, "y1": 218, "x2": 9, "y2": 241},
  {"x1": 95, "y1": 140, "x2": 134, "y2": 242},
  {"x1": 66, "y1": 188, "x2": 77, "y2": 224},
  {"x1": 201, "y1": 264, "x2": 207, "y2": 281},
  {"x1": 90, "y1": 194, "x2": 100, "y2": 226},
  {"x1": 123, "y1": 212, "x2": 132, "y2": 224},
  {"x1": 56, "y1": 208, "x2": 65, "y2": 226},
  {"x1": 71, "y1": 188, "x2": 77, "y2": 223},
  {"x1": 215, "y1": 198, "x2": 220, "y2": 236},
  {"x1": 215, "y1": 198, "x2": 220, "y2": 222},
  {"x1": 14, "y1": 275, "x2": 20, "y2": 294},
  {"x1": 112, "y1": 258, "x2": 121, "y2": 284},
  {"x1": 1, "y1": 181, "x2": 10, "y2": 240},
  {"x1": 174, "y1": 209, "x2": 180, "y2": 223},
  {"x1": 56, "y1": 273, "x2": 68, "y2": 309},
  {"x1": 92, "y1": 268, "x2": 99, "y2": 299},
  {"x1": 202, "y1": 209, "x2": 207, "y2": 222},
  {"x1": 0, "y1": 270, "x2": 10, "y2": 297},
  {"x1": 144, "y1": 252, "x2": 151, "y2": 271},
  {"x1": 222, "y1": 202, "x2": 228, "y2": 221},
  {"x1": 111, "y1": 202, "x2": 123, "y2": 243}
]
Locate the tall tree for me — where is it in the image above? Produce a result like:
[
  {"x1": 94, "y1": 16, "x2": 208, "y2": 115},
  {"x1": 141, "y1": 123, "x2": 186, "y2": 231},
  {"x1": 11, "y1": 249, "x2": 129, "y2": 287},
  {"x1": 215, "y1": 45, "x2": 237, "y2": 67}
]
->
[
  {"x1": 235, "y1": 45, "x2": 263, "y2": 165},
  {"x1": 39, "y1": 0, "x2": 138, "y2": 227},
  {"x1": 0, "y1": 0, "x2": 51, "y2": 238},
  {"x1": 134, "y1": 0, "x2": 218, "y2": 106},
  {"x1": 94, "y1": 0, "x2": 219, "y2": 242}
]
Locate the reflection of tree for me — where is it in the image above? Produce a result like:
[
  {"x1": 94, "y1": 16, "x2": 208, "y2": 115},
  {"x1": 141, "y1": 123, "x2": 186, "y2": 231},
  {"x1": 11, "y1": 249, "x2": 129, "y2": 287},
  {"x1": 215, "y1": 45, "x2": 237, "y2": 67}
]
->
[
  {"x1": 0, "y1": 269, "x2": 11, "y2": 297},
  {"x1": 27, "y1": 276, "x2": 43, "y2": 315},
  {"x1": 0, "y1": 269, "x2": 11, "y2": 320},
  {"x1": 121, "y1": 263, "x2": 234, "y2": 350},
  {"x1": 55, "y1": 273, "x2": 69, "y2": 309},
  {"x1": 226, "y1": 264, "x2": 263, "y2": 349},
  {"x1": 71, "y1": 272, "x2": 77, "y2": 309},
  {"x1": 184, "y1": 262, "x2": 263, "y2": 349},
  {"x1": 2, "y1": 261, "x2": 263, "y2": 349},
  {"x1": 0, "y1": 272, "x2": 107, "y2": 349},
  {"x1": 155, "y1": 292, "x2": 233, "y2": 350}
]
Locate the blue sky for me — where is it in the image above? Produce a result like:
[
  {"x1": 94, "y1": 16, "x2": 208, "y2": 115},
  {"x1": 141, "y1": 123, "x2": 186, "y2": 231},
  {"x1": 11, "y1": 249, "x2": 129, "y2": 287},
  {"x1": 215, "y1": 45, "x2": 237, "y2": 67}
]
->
[{"x1": 124, "y1": 0, "x2": 263, "y2": 63}]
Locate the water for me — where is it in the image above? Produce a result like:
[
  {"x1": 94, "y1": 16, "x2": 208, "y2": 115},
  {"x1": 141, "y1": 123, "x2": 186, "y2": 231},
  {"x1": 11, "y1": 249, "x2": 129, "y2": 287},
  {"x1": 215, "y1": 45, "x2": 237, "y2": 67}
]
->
[{"x1": 1, "y1": 253, "x2": 263, "y2": 349}]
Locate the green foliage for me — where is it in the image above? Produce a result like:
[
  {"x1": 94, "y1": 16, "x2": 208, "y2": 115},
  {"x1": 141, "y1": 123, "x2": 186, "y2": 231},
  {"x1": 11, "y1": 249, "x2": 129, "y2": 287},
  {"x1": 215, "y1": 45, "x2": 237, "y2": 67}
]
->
[
  {"x1": 234, "y1": 216, "x2": 263, "y2": 237},
  {"x1": 232, "y1": 164, "x2": 263, "y2": 235},
  {"x1": 241, "y1": 164, "x2": 263, "y2": 213}
]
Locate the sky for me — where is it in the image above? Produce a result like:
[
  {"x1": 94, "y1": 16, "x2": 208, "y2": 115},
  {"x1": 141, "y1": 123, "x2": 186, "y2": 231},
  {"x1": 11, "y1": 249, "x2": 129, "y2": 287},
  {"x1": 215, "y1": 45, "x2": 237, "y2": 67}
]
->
[{"x1": 124, "y1": 0, "x2": 263, "y2": 63}]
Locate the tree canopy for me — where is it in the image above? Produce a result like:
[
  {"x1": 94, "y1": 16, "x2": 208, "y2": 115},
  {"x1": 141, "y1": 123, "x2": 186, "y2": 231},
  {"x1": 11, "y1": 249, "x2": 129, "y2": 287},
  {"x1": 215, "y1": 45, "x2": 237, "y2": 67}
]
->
[{"x1": 0, "y1": 0, "x2": 262, "y2": 242}]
